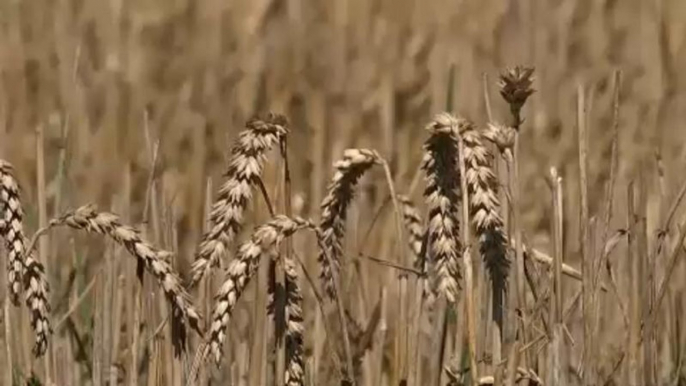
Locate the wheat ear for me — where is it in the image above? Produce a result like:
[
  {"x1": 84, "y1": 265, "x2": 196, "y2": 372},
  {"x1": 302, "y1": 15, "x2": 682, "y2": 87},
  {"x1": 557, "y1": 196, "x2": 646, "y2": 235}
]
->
[
  {"x1": 397, "y1": 195, "x2": 423, "y2": 268},
  {"x1": 0, "y1": 219, "x2": 52, "y2": 357},
  {"x1": 0, "y1": 160, "x2": 26, "y2": 304},
  {"x1": 319, "y1": 149, "x2": 380, "y2": 298},
  {"x1": 206, "y1": 216, "x2": 314, "y2": 364},
  {"x1": 190, "y1": 113, "x2": 289, "y2": 286},
  {"x1": 285, "y1": 255, "x2": 305, "y2": 386},
  {"x1": 461, "y1": 125, "x2": 510, "y2": 318},
  {"x1": 50, "y1": 205, "x2": 201, "y2": 338},
  {"x1": 421, "y1": 113, "x2": 463, "y2": 303}
]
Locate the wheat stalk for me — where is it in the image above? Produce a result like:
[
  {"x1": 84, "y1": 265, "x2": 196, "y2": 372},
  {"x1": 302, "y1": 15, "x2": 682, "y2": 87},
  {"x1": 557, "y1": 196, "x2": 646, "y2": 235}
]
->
[
  {"x1": 421, "y1": 113, "x2": 463, "y2": 303},
  {"x1": 0, "y1": 160, "x2": 26, "y2": 305},
  {"x1": 461, "y1": 125, "x2": 510, "y2": 320},
  {"x1": 48, "y1": 204, "x2": 201, "y2": 341},
  {"x1": 190, "y1": 113, "x2": 289, "y2": 286},
  {"x1": 319, "y1": 148, "x2": 381, "y2": 299},
  {"x1": 205, "y1": 215, "x2": 314, "y2": 364}
]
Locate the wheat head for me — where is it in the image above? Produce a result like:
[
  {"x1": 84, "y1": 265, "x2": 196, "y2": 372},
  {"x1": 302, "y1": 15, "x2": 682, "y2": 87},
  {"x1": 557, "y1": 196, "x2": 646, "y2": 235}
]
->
[
  {"x1": 285, "y1": 255, "x2": 305, "y2": 386},
  {"x1": 51, "y1": 205, "x2": 201, "y2": 343},
  {"x1": 319, "y1": 149, "x2": 380, "y2": 299},
  {"x1": 190, "y1": 113, "x2": 289, "y2": 286},
  {"x1": 421, "y1": 113, "x2": 463, "y2": 304},
  {"x1": 0, "y1": 160, "x2": 52, "y2": 356},
  {"x1": 0, "y1": 160, "x2": 26, "y2": 305},
  {"x1": 461, "y1": 124, "x2": 510, "y2": 315},
  {"x1": 0, "y1": 218, "x2": 52, "y2": 357},
  {"x1": 206, "y1": 215, "x2": 314, "y2": 364}
]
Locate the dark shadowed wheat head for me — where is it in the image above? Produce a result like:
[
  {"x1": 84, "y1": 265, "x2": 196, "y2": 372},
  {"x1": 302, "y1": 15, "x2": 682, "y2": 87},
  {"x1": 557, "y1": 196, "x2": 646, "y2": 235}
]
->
[
  {"x1": 0, "y1": 218, "x2": 52, "y2": 357},
  {"x1": 0, "y1": 160, "x2": 52, "y2": 356},
  {"x1": 461, "y1": 125, "x2": 510, "y2": 319},
  {"x1": 206, "y1": 215, "x2": 314, "y2": 364},
  {"x1": 319, "y1": 149, "x2": 381, "y2": 299},
  {"x1": 50, "y1": 205, "x2": 201, "y2": 342},
  {"x1": 0, "y1": 160, "x2": 26, "y2": 305},
  {"x1": 23, "y1": 244, "x2": 52, "y2": 356},
  {"x1": 421, "y1": 113, "x2": 463, "y2": 304},
  {"x1": 285, "y1": 255, "x2": 305, "y2": 386},
  {"x1": 190, "y1": 113, "x2": 289, "y2": 286}
]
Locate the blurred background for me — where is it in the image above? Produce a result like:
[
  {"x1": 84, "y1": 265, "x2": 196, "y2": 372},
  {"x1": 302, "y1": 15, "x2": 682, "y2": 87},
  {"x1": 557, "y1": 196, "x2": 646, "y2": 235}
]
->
[{"x1": 1, "y1": 0, "x2": 686, "y2": 384}]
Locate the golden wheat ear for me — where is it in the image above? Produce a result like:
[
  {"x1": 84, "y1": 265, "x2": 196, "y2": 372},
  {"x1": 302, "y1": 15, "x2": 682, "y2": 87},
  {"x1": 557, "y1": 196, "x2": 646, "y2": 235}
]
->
[
  {"x1": 0, "y1": 160, "x2": 26, "y2": 305},
  {"x1": 49, "y1": 204, "x2": 201, "y2": 354},
  {"x1": 461, "y1": 123, "x2": 510, "y2": 328},
  {"x1": 318, "y1": 149, "x2": 381, "y2": 299},
  {"x1": 205, "y1": 216, "x2": 314, "y2": 365},
  {"x1": 421, "y1": 113, "x2": 463, "y2": 304},
  {"x1": 190, "y1": 113, "x2": 289, "y2": 286},
  {"x1": 0, "y1": 160, "x2": 52, "y2": 356}
]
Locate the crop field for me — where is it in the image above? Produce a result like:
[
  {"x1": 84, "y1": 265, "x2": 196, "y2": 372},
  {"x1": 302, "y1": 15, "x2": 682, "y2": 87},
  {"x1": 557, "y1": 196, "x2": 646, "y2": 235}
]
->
[{"x1": 1, "y1": 0, "x2": 686, "y2": 385}]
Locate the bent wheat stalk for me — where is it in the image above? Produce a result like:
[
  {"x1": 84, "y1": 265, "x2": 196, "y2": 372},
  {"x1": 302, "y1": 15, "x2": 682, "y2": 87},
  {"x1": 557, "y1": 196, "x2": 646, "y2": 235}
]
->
[
  {"x1": 190, "y1": 114, "x2": 289, "y2": 286},
  {"x1": 422, "y1": 113, "x2": 463, "y2": 303},
  {"x1": 205, "y1": 216, "x2": 314, "y2": 364},
  {"x1": 48, "y1": 205, "x2": 201, "y2": 341},
  {"x1": 318, "y1": 149, "x2": 381, "y2": 299}
]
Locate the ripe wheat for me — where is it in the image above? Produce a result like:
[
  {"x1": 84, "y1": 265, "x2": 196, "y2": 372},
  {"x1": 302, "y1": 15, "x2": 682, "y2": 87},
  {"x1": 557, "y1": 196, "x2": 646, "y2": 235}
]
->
[
  {"x1": 50, "y1": 205, "x2": 201, "y2": 342},
  {"x1": 190, "y1": 113, "x2": 289, "y2": 286},
  {"x1": 0, "y1": 160, "x2": 26, "y2": 305},
  {"x1": 0, "y1": 160, "x2": 52, "y2": 356},
  {"x1": 421, "y1": 113, "x2": 464, "y2": 303},
  {"x1": 319, "y1": 149, "x2": 381, "y2": 299},
  {"x1": 206, "y1": 215, "x2": 314, "y2": 364},
  {"x1": 461, "y1": 124, "x2": 510, "y2": 317}
]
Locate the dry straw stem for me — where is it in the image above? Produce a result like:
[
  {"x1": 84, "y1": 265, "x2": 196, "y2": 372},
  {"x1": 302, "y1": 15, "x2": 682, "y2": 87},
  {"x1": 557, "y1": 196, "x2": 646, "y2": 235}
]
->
[
  {"x1": 190, "y1": 113, "x2": 289, "y2": 286},
  {"x1": 205, "y1": 215, "x2": 314, "y2": 364},
  {"x1": 46, "y1": 204, "x2": 202, "y2": 341},
  {"x1": 422, "y1": 112, "x2": 463, "y2": 304},
  {"x1": 0, "y1": 160, "x2": 26, "y2": 305},
  {"x1": 318, "y1": 148, "x2": 381, "y2": 299}
]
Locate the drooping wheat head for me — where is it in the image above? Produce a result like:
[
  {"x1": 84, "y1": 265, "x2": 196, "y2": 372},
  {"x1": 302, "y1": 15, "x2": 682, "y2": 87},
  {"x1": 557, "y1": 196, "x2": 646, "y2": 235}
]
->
[
  {"x1": 285, "y1": 255, "x2": 305, "y2": 386},
  {"x1": 23, "y1": 244, "x2": 52, "y2": 356},
  {"x1": 0, "y1": 218, "x2": 52, "y2": 357},
  {"x1": 0, "y1": 161, "x2": 52, "y2": 356},
  {"x1": 318, "y1": 149, "x2": 381, "y2": 299},
  {"x1": 50, "y1": 205, "x2": 201, "y2": 345},
  {"x1": 0, "y1": 160, "x2": 26, "y2": 304},
  {"x1": 206, "y1": 215, "x2": 314, "y2": 364},
  {"x1": 421, "y1": 113, "x2": 463, "y2": 304},
  {"x1": 190, "y1": 113, "x2": 289, "y2": 286},
  {"x1": 460, "y1": 124, "x2": 510, "y2": 321}
]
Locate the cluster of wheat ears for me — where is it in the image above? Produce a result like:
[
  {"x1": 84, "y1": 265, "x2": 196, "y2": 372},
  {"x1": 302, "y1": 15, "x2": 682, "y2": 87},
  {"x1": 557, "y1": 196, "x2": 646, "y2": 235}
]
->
[{"x1": 2, "y1": 67, "x2": 596, "y2": 385}]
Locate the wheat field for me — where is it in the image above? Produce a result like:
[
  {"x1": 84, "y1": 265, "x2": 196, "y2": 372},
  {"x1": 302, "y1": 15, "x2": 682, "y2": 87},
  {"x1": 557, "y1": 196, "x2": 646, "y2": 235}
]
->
[{"x1": 1, "y1": 0, "x2": 686, "y2": 385}]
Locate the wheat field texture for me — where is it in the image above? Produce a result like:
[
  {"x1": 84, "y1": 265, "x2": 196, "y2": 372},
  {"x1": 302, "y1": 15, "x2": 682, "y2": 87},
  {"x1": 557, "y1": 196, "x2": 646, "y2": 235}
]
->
[{"x1": 1, "y1": 0, "x2": 686, "y2": 385}]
